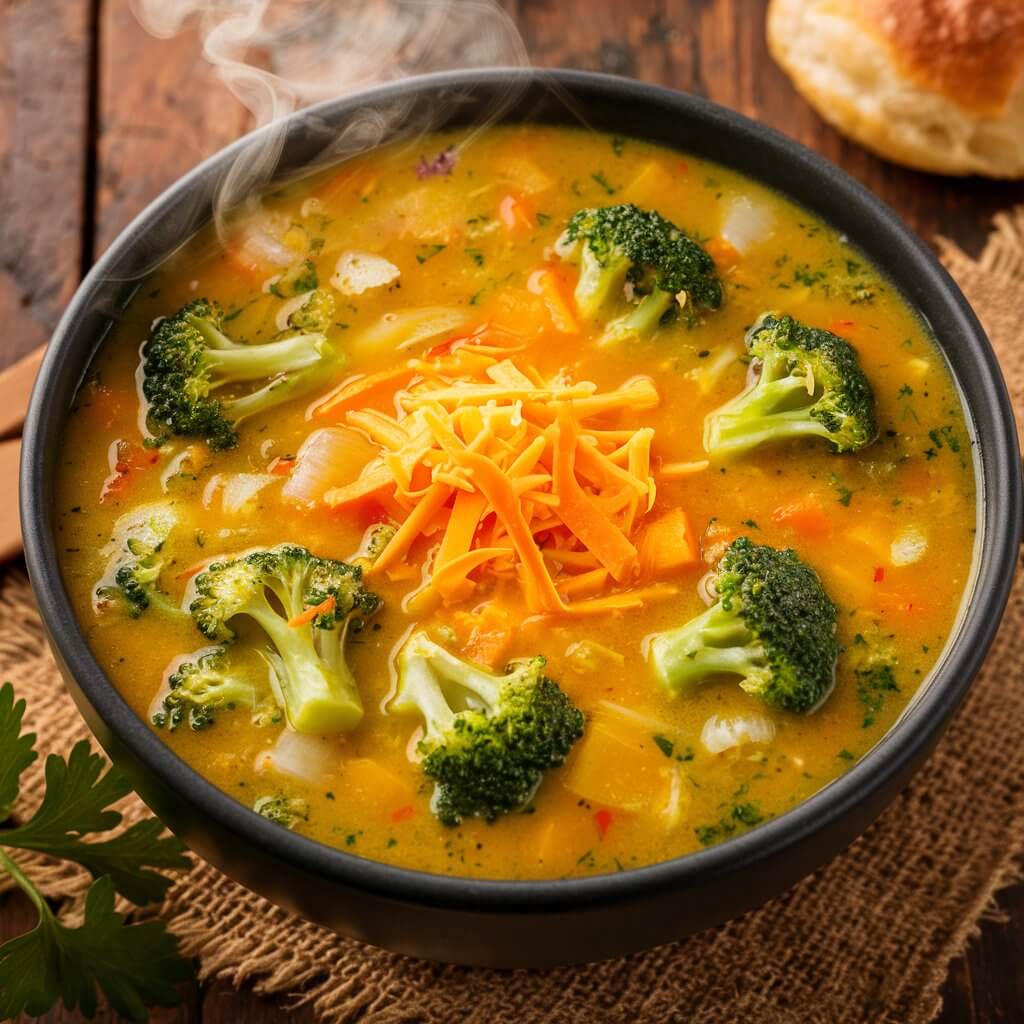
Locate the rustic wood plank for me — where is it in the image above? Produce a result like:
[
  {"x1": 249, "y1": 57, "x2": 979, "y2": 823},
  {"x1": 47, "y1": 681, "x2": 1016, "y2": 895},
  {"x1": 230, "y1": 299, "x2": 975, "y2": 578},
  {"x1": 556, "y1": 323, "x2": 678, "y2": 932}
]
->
[
  {"x1": 0, "y1": 0, "x2": 93, "y2": 368},
  {"x1": 95, "y1": 0, "x2": 252, "y2": 255}
]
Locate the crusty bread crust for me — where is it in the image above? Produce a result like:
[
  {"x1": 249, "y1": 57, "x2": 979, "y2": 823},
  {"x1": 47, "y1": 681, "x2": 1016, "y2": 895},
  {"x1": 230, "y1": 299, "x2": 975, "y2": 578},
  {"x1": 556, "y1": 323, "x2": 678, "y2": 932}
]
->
[{"x1": 768, "y1": 0, "x2": 1024, "y2": 178}]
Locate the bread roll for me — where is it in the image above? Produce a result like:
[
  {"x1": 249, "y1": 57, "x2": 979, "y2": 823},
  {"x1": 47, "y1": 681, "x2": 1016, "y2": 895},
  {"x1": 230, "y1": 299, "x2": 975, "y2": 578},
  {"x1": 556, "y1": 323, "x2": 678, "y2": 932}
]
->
[{"x1": 767, "y1": 0, "x2": 1024, "y2": 178}]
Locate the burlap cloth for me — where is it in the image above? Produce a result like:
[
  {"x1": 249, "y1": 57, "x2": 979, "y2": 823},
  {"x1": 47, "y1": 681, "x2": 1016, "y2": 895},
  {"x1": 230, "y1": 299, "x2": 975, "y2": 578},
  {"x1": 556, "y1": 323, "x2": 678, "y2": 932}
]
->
[{"x1": 3, "y1": 211, "x2": 1024, "y2": 1024}]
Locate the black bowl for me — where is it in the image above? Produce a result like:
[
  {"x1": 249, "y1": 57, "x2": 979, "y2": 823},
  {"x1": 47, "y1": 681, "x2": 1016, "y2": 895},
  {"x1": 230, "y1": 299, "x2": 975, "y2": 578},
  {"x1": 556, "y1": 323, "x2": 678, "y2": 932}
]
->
[{"x1": 20, "y1": 68, "x2": 1023, "y2": 967}]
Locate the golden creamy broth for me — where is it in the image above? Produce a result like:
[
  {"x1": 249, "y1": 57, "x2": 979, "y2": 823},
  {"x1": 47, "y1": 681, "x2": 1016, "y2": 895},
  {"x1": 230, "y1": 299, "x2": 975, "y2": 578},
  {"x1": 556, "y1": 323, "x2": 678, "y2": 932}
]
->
[{"x1": 54, "y1": 126, "x2": 977, "y2": 879}]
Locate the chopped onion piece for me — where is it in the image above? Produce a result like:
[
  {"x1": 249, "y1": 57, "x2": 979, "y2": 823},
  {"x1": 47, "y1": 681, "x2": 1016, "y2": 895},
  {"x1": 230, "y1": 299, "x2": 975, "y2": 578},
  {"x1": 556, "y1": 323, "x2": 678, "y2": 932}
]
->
[
  {"x1": 282, "y1": 428, "x2": 376, "y2": 506},
  {"x1": 891, "y1": 526, "x2": 928, "y2": 566},
  {"x1": 685, "y1": 345, "x2": 740, "y2": 395},
  {"x1": 204, "y1": 473, "x2": 278, "y2": 514},
  {"x1": 721, "y1": 196, "x2": 775, "y2": 254},
  {"x1": 661, "y1": 764, "x2": 690, "y2": 829},
  {"x1": 331, "y1": 251, "x2": 400, "y2": 296},
  {"x1": 255, "y1": 730, "x2": 336, "y2": 784},
  {"x1": 701, "y1": 713, "x2": 776, "y2": 754}
]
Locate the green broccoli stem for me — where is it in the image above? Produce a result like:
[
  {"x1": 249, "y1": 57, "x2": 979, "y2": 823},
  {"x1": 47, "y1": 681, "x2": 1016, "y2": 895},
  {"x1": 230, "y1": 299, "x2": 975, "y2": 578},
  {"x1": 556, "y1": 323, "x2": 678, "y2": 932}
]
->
[
  {"x1": 203, "y1": 332, "x2": 327, "y2": 383},
  {"x1": 222, "y1": 347, "x2": 339, "y2": 422},
  {"x1": 599, "y1": 288, "x2": 675, "y2": 345},
  {"x1": 410, "y1": 640, "x2": 503, "y2": 708},
  {"x1": 390, "y1": 656, "x2": 457, "y2": 739},
  {"x1": 247, "y1": 604, "x2": 364, "y2": 734},
  {"x1": 574, "y1": 250, "x2": 632, "y2": 320},
  {"x1": 648, "y1": 601, "x2": 766, "y2": 694},
  {"x1": 704, "y1": 405, "x2": 835, "y2": 455},
  {"x1": 703, "y1": 371, "x2": 832, "y2": 455}
]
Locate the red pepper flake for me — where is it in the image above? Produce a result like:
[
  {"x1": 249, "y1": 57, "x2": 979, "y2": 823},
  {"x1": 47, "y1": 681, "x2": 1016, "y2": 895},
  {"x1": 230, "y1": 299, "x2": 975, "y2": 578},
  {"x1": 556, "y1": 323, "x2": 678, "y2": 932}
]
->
[
  {"x1": 829, "y1": 319, "x2": 856, "y2": 335},
  {"x1": 594, "y1": 808, "x2": 614, "y2": 840},
  {"x1": 677, "y1": 161, "x2": 689, "y2": 173},
  {"x1": 873, "y1": 566, "x2": 885, "y2": 583},
  {"x1": 391, "y1": 804, "x2": 415, "y2": 823}
]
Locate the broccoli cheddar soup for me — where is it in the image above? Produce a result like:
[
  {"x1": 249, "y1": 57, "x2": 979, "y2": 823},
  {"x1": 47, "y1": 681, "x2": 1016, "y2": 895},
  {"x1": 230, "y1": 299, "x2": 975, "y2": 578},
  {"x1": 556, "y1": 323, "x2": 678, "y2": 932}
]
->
[{"x1": 55, "y1": 126, "x2": 977, "y2": 879}]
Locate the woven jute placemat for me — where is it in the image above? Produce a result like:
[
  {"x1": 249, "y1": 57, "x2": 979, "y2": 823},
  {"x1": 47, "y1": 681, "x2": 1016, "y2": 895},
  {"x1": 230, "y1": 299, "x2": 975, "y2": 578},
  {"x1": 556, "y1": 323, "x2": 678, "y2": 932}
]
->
[{"x1": 3, "y1": 211, "x2": 1024, "y2": 1024}]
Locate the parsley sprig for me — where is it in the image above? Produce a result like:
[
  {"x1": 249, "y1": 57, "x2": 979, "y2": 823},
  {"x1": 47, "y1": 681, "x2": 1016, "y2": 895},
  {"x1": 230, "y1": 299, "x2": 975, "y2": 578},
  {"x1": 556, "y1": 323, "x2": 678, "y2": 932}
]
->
[{"x1": 0, "y1": 682, "x2": 193, "y2": 1020}]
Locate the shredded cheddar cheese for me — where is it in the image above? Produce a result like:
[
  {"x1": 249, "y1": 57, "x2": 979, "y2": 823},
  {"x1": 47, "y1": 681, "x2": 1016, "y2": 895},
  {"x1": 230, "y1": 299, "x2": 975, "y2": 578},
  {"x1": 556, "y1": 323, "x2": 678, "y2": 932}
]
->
[{"x1": 306, "y1": 325, "x2": 685, "y2": 614}]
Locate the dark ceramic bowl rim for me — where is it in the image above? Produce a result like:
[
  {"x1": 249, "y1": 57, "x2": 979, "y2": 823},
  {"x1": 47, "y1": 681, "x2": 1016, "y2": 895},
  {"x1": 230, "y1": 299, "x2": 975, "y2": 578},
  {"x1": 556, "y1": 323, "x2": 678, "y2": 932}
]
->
[{"x1": 21, "y1": 67, "x2": 1022, "y2": 917}]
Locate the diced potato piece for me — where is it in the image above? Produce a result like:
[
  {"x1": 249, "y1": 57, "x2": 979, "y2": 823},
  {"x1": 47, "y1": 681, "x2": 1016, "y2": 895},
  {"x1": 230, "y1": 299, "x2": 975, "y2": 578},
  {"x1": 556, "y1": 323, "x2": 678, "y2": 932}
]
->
[
  {"x1": 564, "y1": 720, "x2": 669, "y2": 812},
  {"x1": 621, "y1": 161, "x2": 677, "y2": 208},
  {"x1": 343, "y1": 757, "x2": 415, "y2": 817},
  {"x1": 331, "y1": 251, "x2": 400, "y2": 296},
  {"x1": 499, "y1": 156, "x2": 554, "y2": 195},
  {"x1": 389, "y1": 185, "x2": 463, "y2": 242},
  {"x1": 533, "y1": 812, "x2": 594, "y2": 873},
  {"x1": 891, "y1": 526, "x2": 928, "y2": 566}
]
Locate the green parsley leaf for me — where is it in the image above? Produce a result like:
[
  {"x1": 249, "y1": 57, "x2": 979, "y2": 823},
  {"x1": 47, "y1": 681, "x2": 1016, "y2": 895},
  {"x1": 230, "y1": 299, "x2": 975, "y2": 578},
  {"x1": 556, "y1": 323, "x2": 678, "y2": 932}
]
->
[
  {"x1": 0, "y1": 683, "x2": 36, "y2": 820},
  {"x1": 0, "y1": 871, "x2": 191, "y2": 1021},
  {"x1": 0, "y1": 683, "x2": 193, "y2": 1019},
  {"x1": 416, "y1": 244, "x2": 446, "y2": 264},
  {"x1": 2, "y1": 741, "x2": 189, "y2": 905},
  {"x1": 652, "y1": 734, "x2": 674, "y2": 758}
]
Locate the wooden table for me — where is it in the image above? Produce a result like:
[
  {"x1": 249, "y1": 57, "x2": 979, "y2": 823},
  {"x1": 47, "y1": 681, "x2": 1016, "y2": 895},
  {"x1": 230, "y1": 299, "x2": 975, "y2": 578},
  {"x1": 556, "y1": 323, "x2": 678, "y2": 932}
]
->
[{"x1": 3, "y1": 1, "x2": 1023, "y2": 1019}]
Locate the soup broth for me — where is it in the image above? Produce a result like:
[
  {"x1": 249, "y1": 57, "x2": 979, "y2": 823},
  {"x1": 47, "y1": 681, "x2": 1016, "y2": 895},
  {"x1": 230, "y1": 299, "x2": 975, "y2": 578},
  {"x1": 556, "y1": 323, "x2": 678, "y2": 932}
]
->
[{"x1": 54, "y1": 126, "x2": 976, "y2": 879}]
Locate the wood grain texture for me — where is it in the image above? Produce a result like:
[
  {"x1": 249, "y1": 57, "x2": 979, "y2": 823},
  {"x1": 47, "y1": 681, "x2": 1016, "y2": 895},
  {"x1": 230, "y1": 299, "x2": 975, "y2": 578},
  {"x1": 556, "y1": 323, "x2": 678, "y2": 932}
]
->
[
  {"x1": 2, "y1": 0, "x2": 1024, "y2": 1021},
  {"x1": 94, "y1": 0, "x2": 252, "y2": 255},
  {"x1": 0, "y1": 0, "x2": 93, "y2": 360}
]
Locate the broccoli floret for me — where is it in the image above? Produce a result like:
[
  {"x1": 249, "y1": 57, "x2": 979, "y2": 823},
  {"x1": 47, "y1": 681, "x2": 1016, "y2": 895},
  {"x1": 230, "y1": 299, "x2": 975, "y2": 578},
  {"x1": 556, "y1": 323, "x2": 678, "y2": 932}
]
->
[
  {"x1": 153, "y1": 647, "x2": 257, "y2": 731},
  {"x1": 704, "y1": 312, "x2": 877, "y2": 456},
  {"x1": 391, "y1": 632, "x2": 585, "y2": 826},
  {"x1": 647, "y1": 537, "x2": 838, "y2": 713},
  {"x1": 355, "y1": 522, "x2": 396, "y2": 568},
  {"x1": 554, "y1": 203, "x2": 722, "y2": 344},
  {"x1": 93, "y1": 502, "x2": 180, "y2": 618},
  {"x1": 142, "y1": 298, "x2": 341, "y2": 450},
  {"x1": 188, "y1": 545, "x2": 381, "y2": 734},
  {"x1": 285, "y1": 287, "x2": 335, "y2": 332},
  {"x1": 253, "y1": 793, "x2": 309, "y2": 828}
]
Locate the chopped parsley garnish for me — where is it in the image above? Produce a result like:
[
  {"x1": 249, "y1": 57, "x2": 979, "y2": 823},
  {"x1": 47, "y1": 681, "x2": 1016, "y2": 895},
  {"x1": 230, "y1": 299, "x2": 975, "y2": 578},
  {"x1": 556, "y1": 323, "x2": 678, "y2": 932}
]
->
[{"x1": 416, "y1": 244, "x2": 447, "y2": 264}]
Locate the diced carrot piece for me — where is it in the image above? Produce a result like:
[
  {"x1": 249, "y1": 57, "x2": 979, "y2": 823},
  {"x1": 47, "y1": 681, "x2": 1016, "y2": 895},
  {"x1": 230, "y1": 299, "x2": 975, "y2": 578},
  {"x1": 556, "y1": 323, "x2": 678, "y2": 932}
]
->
[
  {"x1": 638, "y1": 508, "x2": 699, "y2": 578},
  {"x1": 288, "y1": 595, "x2": 335, "y2": 628},
  {"x1": 527, "y1": 267, "x2": 578, "y2": 334},
  {"x1": 455, "y1": 603, "x2": 513, "y2": 668},
  {"x1": 705, "y1": 236, "x2": 741, "y2": 271},
  {"x1": 499, "y1": 192, "x2": 535, "y2": 232},
  {"x1": 772, "y1": 499, "x2": 833, "y2": 540}
]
